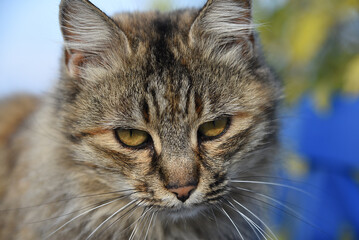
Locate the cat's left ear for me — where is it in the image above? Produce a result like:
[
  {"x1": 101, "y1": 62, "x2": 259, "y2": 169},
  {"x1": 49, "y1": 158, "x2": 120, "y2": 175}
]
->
[
  {"x1": 189, "y1": 0, "x2": 255, "y2": 64},
  {"x1": 59, "y1": 0, "x2": 130, "y2": 79}
]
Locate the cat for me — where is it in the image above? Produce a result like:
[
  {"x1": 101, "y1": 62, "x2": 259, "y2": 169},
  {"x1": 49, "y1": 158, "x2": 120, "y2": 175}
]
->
[{"x1": 0, "y1": 0, "x2": 281, "y2": 239}]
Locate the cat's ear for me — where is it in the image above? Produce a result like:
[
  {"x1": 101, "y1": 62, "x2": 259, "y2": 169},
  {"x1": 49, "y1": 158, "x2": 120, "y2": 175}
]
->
[
  {"x1": 59, "y1": 0, "x2": 130, "y2": 79},
  {"x1": 189, "y1": 0, "x2": 255, "y2": 64}
]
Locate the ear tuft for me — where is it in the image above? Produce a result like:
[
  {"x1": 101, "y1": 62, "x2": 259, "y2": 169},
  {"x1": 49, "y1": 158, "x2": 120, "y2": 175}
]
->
[
  {"x1": 189, "y1": 0, "x2": 256, "y2": 66},
  {"x1": 59, "y1": 0, "x2": 129, "y2": 79}
]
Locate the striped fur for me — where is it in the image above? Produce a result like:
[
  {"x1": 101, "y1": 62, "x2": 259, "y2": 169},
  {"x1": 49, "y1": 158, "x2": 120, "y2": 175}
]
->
[{"x1": 0, "y1": 0, "x2": 281, "y2": 239}]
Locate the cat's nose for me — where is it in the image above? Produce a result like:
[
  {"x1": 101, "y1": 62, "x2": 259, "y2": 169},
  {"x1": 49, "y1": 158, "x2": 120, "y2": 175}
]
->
[{"x1": 168, "y1": 185, "x2": 196, "y2": 202}]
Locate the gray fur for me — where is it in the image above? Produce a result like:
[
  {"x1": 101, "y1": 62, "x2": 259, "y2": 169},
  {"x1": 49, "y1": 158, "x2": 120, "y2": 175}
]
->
[{"x1": 0, "y1": 0, "x2": 281, "y2": 239}]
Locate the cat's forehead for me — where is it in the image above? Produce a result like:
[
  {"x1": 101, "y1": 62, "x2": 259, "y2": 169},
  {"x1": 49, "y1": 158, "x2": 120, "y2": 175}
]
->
[
  {"x1": 75, "y1": 9, "x2": 278, "y2": 130},
  {"x1": 112, "y1": 11, "x2": 196, "y2": 47},
  {"x1": 112, "y1": 11, "x2": 198, "y2": 70}
]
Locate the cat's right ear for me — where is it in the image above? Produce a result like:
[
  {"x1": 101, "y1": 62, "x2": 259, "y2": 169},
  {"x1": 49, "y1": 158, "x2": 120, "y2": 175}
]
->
[
  {"x1": 189, "y1": 0, "x2": 255, "y2": 66},
  {"x1": 59, "y1": 0, "x2": 130, "y2": 79}
]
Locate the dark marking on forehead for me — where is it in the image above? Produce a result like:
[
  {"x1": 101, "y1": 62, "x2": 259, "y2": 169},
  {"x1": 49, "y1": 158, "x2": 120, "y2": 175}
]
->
[
  {"x1": 165, "y1": 80, "x2": 180, "y2": 117},
  {"x1": 151, "y1": 17, "x2": 175, "y2": 67},
  {"x1": 209, "y1": 91, "x2": 221, "y2": 109},
  {"x1": 195, "y1": 92, "x2": 204, "y2": 117},
  {"x1": 142, "y1": 99, "x2": 150, "y2": 123},
  {"x1": 150, "y1": 88, "x2": 160, "y2": 118},
  {"x1": 185, "y1": 76, "x2": 193, "y2": 116}
]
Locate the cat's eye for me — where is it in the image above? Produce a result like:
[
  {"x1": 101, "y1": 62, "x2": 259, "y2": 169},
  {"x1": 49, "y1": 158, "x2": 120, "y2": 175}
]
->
[
  {"x1": 115, "y1": 129, "x2": 150, "y2": 148},
  {"x1": 198, "y1": 118, "x2": 229, "y2": 140}
]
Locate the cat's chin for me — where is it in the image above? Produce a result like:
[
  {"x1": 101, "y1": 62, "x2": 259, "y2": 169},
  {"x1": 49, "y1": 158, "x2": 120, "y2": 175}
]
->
[{"x1": 162, "y1": 204, "x2": 208, "y2": 221}]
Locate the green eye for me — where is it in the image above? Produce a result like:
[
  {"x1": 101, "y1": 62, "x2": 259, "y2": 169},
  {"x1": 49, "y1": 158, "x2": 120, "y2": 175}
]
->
[
  {"x1": 198, "y1": 118, "x2": 229, "y2": 139},
  {"x1": 115, "y1": 129, "x2": 149, "y2": 147}
]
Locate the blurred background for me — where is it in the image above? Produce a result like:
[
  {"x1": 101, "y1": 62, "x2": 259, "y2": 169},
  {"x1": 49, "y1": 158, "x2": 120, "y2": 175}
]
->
[{"x1": 0, "y1": 0, "x2": 358, "y2": 239}]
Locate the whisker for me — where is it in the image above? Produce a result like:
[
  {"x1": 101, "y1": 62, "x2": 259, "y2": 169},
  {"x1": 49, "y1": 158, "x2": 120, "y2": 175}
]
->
[
  {"x1": 244, "y1": 217, "x2": 262, "y2": 240},
  {"x1": 128, "y1": 208, "x2": 147, "y2": 240},
  {"x1": 227, "y1": 202, "x2": 261, "y2": 240},
  {"x1": 26, "y1": 196, "x2": 129, "y2": 224},
  {"x1": 151, "y1": 211, "x2": 158, "y2": 234},
  {"x1": 232, "y1": 175, "x2": 316, "y2": 185},
  {"x1": 135, "y1": 206, "x2": 153, "y2": 240},
  {"x1": 233, "y1": 185, "x2": 312, "y2": 215},
  {"x1": 144, "y1": 211, "x2": 155, "y2": 240},
  {"x1": 86, "y1": 199, "x2": 137, "y2": 240},
  {"x1": 234, "y1": 186, "x2": 305, "y2": 220},
  {"x1": 226, "y1": 200, "x2": 271, "y2": 240},
  {"x1": 199, "y1": 211, "x2": 214, "y2": 221},
  {"x1": 96, "y1": 200, "x2": 143, "y2": 238},
  {"x1": 45, "y1": 197, "x2": 124, "y2": 239},
  {"x1": 138, "y1": 207, "x2": 153, "y2": 240},
  {"x1": 230, "y1": 180, "x2": 314, "y2": 198},
  {"x1": 231, "y1": 197, "x2": 278, "y2": 240},
  {"x1": 210, "y1": 208, "x2": 220, "y2": 230},
  {"x1": 218, "y1": 206, "x2": 244, "y2": 240},
  {"x1": 0, "y1": 189, "x2": 135, "y2": 213},
  {"x1": 233, "y1": 188, "x2": 327, "y2": 236}
]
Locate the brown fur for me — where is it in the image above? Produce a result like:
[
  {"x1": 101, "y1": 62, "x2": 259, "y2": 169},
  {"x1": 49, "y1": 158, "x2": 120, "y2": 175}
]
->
[{"x1": 0, "y1": 0, "x2": 281, "y2": 239}]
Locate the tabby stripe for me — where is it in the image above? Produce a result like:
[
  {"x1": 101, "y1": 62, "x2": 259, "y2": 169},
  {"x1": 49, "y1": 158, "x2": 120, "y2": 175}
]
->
[
  {"x1": 209, "y1": 172, "x2": 227, "y2": 188},
  {"x1": 194, "y1": 92, "x2": 203, "y2": 117},
  {"x1": 150, "y1": 89, "x2": 160, "y2": 118},
  {"x1": 194, "y1": 147, "x2": 212, "y2": 171},
  {"x1": 184, "y1": 75, "x2": 193, "y2": 115},
  {"x1": 215, "y1": 125, "x2": 255, "y2": 160},
  {"x1": 147, "y1": 150, "x2": 160, "y2": 177},
  {"x1": 206, "y1": 188, "x2": 225, "y2": 197},
  {"x1": 142, "y1": 99, "x2": 150, "y2": 123},
  {"x1": 89, "y1": 143, "x2": 137, "y2": 169}
]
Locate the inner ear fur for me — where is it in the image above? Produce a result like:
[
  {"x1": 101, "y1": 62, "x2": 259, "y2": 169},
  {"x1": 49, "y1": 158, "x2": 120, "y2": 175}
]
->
[
  {"x1": 189, "y1": 0, "x2": 256, "y2": 65},
  {"x1": 59, "y1": 0, "x2": 130, "y2": 79}
]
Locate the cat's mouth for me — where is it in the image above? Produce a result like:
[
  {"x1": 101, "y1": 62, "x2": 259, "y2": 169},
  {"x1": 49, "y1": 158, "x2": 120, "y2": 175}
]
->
[
  {"x1": 158, "y1": 203, "x2": 209, "y2": 220},
  {"x1": 143, "y1": 193, "x2": 221, "y2": 220}
]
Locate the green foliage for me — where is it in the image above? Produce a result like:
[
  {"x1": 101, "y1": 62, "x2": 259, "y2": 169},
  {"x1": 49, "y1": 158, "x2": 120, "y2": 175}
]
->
[
  {"x1": 150, "y1": 0, "x2": 173, "y2": 11},
  {"x1": 254, "y1": 0, "x2": 359, "y2": 109}
]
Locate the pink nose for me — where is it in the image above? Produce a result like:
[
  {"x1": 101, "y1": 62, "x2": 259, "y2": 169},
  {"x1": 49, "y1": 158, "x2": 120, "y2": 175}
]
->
[{"x1": 168, "y1": 185, "x2": 196, "y2": 202}]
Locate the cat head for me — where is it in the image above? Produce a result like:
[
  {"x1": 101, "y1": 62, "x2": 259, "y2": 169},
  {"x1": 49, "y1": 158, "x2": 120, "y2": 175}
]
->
[{"x1": 57, "y1": 0, "x2": 280, "y2": 216}]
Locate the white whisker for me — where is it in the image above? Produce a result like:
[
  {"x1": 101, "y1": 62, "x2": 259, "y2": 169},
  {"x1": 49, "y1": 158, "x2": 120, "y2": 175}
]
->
[
  {"x1": 234, "y1": 186, "x2": 304, "y2": 219},
  {"x1": 220, "y1": 207, "x2": 244, "y2": 240},
  {"x1": 210, "y1": 208, "x2": 220, "y2": 231},
  {"x1": 95, "y1": 200, "x2": 143, "y2": 237},
  {"x1": 226, "y1": 201, "x2": 270, "y2": 240},
  {"x1": 233, "y1": 185, "x2": 322, "y2": 232},
  {"x1": 128, "y1": 207, "x2": 152, "y2": 240},
  {"x1": 28, "y1": 194, "x2": 134, "y2": 224},
  {"x1": 45, "y1": 198, "x2": 122, "y2": 239},
  {"x1": 230, "y1": 180, "x2": 313, "y2": 197},
  {"x1": 86, "y1": 199, "x2": 136, "y2": 240},
  {"x1": 232, "y1": 198, "x2": 278, "y2": 240},
  {"x1": 230, "y1": 203, "x2": 261, "y2": 240},
  {"x1": 137, "y1": 208, "x2": 151, "y2": 240},
  {"x1": 144, "y1": 211, "x2": 155, "y2": 240}
]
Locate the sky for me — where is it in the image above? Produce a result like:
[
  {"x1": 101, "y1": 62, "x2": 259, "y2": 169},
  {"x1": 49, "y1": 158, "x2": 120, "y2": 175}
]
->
[{"x1": 0, "y1": 0, "x2": 205, "y2": 97}]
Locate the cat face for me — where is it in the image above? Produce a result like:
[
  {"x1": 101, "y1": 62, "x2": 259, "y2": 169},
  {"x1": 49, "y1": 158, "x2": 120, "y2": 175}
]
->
[{"x1": 57, "y1": 0, "x2": 280, "y2": 217}]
